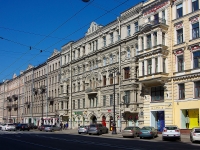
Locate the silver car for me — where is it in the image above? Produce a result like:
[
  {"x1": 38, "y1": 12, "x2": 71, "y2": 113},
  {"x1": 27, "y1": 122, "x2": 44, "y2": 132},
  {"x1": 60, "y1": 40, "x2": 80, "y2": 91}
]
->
[
  {"x1": 190, "y1": 127, "x2": 200, "y2": 143},
  {"x1": 78, "y1": 125, "x2": 89, "y2": 134},
  {"x1": 122, "y1": 126, "x2": 140, "y2": 138},
  {"x1": 44, "y1": 125, "x2": 61, "y2": 132},
  {"x1": 162, "y1": 125, "x2": 181, "y2": 141},
  {"x1": 88, "y1": 124, "x2": 109, "y2": 135},
  {"x1": 1, "y1": 123, "x2": 16, "y2": 131}
]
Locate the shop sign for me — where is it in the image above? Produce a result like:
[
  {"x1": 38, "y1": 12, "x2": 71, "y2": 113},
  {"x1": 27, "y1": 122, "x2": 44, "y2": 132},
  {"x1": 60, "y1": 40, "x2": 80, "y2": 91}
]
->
[
  {"x1": 74, "y1": 111, "x2": 83, "y2": 115},
  {"x1": 151, "y1": 106, "x2": 165, "y2": 110}
]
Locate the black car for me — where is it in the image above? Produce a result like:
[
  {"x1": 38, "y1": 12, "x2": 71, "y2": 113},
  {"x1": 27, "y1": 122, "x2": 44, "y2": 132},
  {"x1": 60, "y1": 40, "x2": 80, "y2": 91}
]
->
[
  {"x1": 28, "y1": 123, "x2": 37, "y2": 129},
  {"x1": 16, "y1": 124, "x2": 30, "y2": 131}
]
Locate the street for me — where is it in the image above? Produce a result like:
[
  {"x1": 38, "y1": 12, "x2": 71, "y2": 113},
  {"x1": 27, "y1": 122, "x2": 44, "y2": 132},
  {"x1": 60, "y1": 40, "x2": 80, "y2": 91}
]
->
[{"x1": 0, "y1": 130, "x2": 200, "y2": 150}]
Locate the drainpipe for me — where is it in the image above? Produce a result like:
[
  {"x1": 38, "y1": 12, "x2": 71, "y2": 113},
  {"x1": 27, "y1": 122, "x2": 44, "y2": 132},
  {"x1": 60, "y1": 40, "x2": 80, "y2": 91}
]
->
[{"x1": 117, "y1": 16, "x2": 122, "y2": 132}]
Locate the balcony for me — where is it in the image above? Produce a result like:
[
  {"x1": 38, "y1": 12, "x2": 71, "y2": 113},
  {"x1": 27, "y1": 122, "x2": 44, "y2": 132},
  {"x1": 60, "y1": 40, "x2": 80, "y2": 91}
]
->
[
  {"x1": 7, "y1": 96, "x2": 12, "y2": 102},
  {"x1": 140, "y1": 18, "x2": 168, "y2": 32},
  {"x1": 12, "y1": 94, "x2": 18, "y2": 101},
  {"x1": 85, "y1": 87, "x2": 98, "y2": 95}
]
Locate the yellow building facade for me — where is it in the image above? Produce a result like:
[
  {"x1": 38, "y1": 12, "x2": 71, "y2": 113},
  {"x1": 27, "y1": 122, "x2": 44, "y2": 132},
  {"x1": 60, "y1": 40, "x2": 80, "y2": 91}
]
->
[{"x1": 172, "y1": 0, "x2": 200, "y2": 129}]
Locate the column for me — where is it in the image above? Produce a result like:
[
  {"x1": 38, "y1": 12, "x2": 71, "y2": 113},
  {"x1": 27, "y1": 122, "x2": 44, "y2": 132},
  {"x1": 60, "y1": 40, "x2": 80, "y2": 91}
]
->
[
  {"x1": 139, "y1": 61, "x2": 143, "y2": 76},
  {"x1": 152, "y1": 57, "x2": 155, "y2": 74},
  {"x1": 143, "y1": 34, "x2": 147, "y2": 49},
  {"x1": 157, "y1": 29, "x2": 162, "y2": 45},
  {"x1": 144, "y1": 59, "x2": 147, "y2": 75}
]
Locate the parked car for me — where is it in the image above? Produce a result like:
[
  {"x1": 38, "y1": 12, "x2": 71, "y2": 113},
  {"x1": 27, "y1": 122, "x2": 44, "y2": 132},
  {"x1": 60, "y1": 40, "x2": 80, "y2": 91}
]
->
[
  {"x1": 38, "y1": 125, "x2": 49, "y2": 131},
  {"x1": 44, "y1": 125, "x2": 61, "y2": 132},
  {"x1": 162, "y1": 125, "x2": 181, "y2": 141},
  {"x1": 28, "y1": 123, "x2": 37, "y2": 129},
  {"x1": 122, "y1": 126, "x2": 140, "y2": 138},
  {"x1": 139, "y1": 126, "x2": 158, "y2": 139},
  {"x1": 16, "y1": 124, "x2": 30, "y2": 131},
  {"x1": 0, "y1": 123, "x2": 5, "y2": 130},
  {"x1": 78, "y1": 125, "x2": 89, "y2": 134},
  {"x1": 190, "y1": 127, "x2": 200, "y2": 143},
  {"x1": 1, "y1": 123, "x2": 16, "y2": 131},
  {"x1": 88, "y1": 124, "x2": 109, "y2": 135}
]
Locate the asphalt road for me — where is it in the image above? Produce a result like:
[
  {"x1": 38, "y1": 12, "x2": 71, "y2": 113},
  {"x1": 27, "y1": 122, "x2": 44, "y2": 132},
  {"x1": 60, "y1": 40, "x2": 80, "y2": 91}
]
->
[{"x1": 0, "y1": 130, "x2": 200, "y2": 150}]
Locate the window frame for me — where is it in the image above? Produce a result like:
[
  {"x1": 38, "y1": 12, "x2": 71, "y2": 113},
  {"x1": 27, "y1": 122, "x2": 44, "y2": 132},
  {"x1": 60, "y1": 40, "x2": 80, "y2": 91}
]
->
[
  {"x1": 178, "y1": 83, "x2": 185, "y2": 99},
  {"x1": 151, "y1": 86, "x2": 164, "y2": 102},
  {"x1": 177, "y1": 55, "x2": 184, "y2": 72},
  {"x1": 176, "y1": 3, "x2": 183, "y2": 19},
  {"x1": 194, "y1": 81, "x2": 200, "y2": 98},
  {"x1": 192, "y1": 22, "x2": 199, "y2": 39},
  {"x1": 177, "y1": 28, "x2": 183, "y2": 44}
]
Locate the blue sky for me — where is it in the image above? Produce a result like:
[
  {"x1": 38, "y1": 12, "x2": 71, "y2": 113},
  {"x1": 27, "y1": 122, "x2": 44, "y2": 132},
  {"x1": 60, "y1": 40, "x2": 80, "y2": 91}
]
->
[{"x1": 0, "y1": 0, "x2": 141, "y2": 82}]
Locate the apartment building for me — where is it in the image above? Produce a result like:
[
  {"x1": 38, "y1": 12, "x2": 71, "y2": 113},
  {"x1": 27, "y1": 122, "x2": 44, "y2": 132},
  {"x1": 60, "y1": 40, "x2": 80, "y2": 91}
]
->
[{"x1": 60, "y1": 2, "x2": 144, "y2": 131}]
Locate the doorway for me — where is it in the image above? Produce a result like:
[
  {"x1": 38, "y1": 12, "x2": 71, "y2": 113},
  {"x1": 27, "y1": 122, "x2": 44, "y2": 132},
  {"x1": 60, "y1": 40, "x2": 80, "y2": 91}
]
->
[
  {"x1": 90, "y1": 115, "x2": 97, "y2": 124},
  {"x1": 151, "y1": 111, "x2": 165, "y2": 132},
  {"x1": 102, "y1": 116, "x2": 106, "y2": 126}
]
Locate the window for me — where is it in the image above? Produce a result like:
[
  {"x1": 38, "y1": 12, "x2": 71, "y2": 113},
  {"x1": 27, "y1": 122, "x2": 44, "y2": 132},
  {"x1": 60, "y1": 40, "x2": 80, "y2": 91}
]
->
[
  {"x1": 82, "y1": 81, "x2": 85, "y2": 91},
  {"x1": 127, "y1": 48, "x2": 131, "y2": 58},
  {"x1": 110, "y1": 74, "x2": 113, "y2": 85},
  {"x1": 192, "y1": 22, "x2": 199, "y2": 39},
  {"x1": 103, "y1": 57, "x2": 107, "y2": 66},
  {"x1": 176, "y1": 3, "x2": 183, "y2": 18},
  {"x1": 73, "y1": 51, "x2": 75, "y2": 59},
  {"x1": 194, "y1": 81, "x2": 200, "y2": 98},
  {"x1": 83, "y1": 65, "x2": 85, "y2": 72},
  {"x1": 193, "y1": 51, "x2": 200, "y2": 68},
  {"x1": 163, "y1": 58, "x2": 166, "y2": 73},
  {"x1": 83, "y1": 46, "x2": 85, "y2": 55},
  {"x1": 135, "y1": 44, "x2": 138, "y2": 56},
  {"x1": 177, "y1": 55, "x2": 184, "y2": 71},
  {"x1": 162, "y1": 33, "x2": 165, "y2": 45},
  {"x1": 147, "y1": 34, "x2": 152, "y2": 49},
  {"x1": 78, "y1": 99, "x2": 80, "y2": 109},
  {"x1": 117, "y1": 30, "x2": 121, "y2": 41},
  {"x1": 103, "y1": 75, "x2": 106, "y2": 86},
  {"x1": 178, "y1": 84, "x2": 185, "y2": 99},
  {"x1": 68, "y1": 54, "x2": 70, "y2": 62},
  {"x1": 127, "y1": 25, "x2": 131, "y2": 36},
  {"x1": 83, "y1": 99, "x2": 85, "y2": 108},
  {"x1": 154, "y1": 58, "x2": 158, "y2": 73},
  {"x1": 177, "y1": 29, "x2": 183, "y2": 44},
  {"x1": 103, "y1": 36, "x2": 106, "y2": 47},
  {"x1": 73, "y1": 84, "x2": 75, "y2": 92},
  {"x1": 151, "y1": 86, "x2": 164, "y2": 101},
  {"x1": 96, "y1": 97, "x2": 98, "y2": 107},
  {"x1": 141, "y1": 37, "x2": 144, "y2": 50},
  {"x1": 78, "y1": 82, "x2": 80, "y2": 91},
  {"x1": 147, "y1": 59, "x2": 152, "y2": 74},
  {"x1": 78, "y1": 49, "x2": 80, "y2": 57},
  {"x1": 192, "y1": 0, "x2": 199, "y2": 12},
  {"x1": 154, "y1": 32, "x2": 157, "y2": 46},
  {"x1": 135, "y1": 22, "x2": 139, "y2": 32},
  {"x1": 95, "y1": 40, "x2": 98, "y2": 50},
  {"x1": 110, "y1": 54, "x2": 113, "y2": 64},
  {"x1": 142, "y1": 61, "x2": 145, "y2": 76},
  {"x1": 124, "y1": 67, "x2": 130, "y2": 79},
  {"x1": 73, "y1": 100, "x2": 75, "y2": 109},
  {"x1": 110, "y1": 33, "x2": 113, "y2": 44},
  {"x1": 103, "y1": 95, "x2": 106, "y2": 106},
  {"x1": 124, "y1": 91, "x2": 130, "y2": 104},
  {"x1": 162, "y1": 10, "x2": 165, "y2": 19},
  {"x1": 78, "y1": 67, "x2": 80, "y2": 74},
  {"x1": 117, "y1": 93, "x2": 119, "y2": 105},
  {"x1": 110, "y1": 95, "x2": 113, "y2": 106}
]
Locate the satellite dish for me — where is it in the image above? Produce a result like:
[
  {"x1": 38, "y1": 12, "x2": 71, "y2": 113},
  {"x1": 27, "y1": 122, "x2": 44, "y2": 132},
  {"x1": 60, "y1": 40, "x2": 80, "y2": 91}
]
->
[{"x1": 82, "y1": 0, "x2": 90, "y2": 2}]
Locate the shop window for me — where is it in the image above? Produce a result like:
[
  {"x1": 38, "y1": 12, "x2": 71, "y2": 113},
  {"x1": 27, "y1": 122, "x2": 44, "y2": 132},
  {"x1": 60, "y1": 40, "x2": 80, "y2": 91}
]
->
[
  {"x1": 176, "y1": 3, "x2": 183, "y2": 18},
  {"x1": 194, "y1": 81, "x2": 200, "y2": 98},
  {"x1": 193, "y1": 51, "x2": 200, "y2": 68},
  {"x1": 192, "y1": 22, "x2": 199, "y2": 39},
  {"x1": 151, "y1": 86, "x2": 164, "y2": 101},
  {"x1": 192, "y1": 0, "x2": 199, "y2": 12},
  {"x1": 124, "y1": 67, "x2": 130, "y2": 79},
  {"x1": 177, "y1": 55, "x2": 184, "y2": 72},
  {"x1": 103, "y1": 95, "x2": 106, "y2": 106},
  {"x1": 178, "y1": 84, "x2": 185, "y2": 99}
]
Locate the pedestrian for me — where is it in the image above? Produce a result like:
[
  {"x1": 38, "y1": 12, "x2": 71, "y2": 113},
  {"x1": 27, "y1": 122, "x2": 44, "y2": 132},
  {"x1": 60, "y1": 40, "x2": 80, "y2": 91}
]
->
[
  {"x1": 63, "y1": 123, "x2": 66, "y2": 130},
  {"x1": 66, "y1": 122, "x2": 68, "y2": 129},
  {"x1": 60, "y1": 122, "x2": 63, "y2": 130}
]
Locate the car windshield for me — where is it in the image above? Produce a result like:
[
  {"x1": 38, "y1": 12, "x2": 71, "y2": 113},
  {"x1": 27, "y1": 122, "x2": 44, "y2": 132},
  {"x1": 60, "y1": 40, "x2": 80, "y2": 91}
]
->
[
  {"x1": 46, "y1": 125, "x2": 51, "y2": 127},
  {"x1": 21, "y1": 124, "x2": 27, "y2": 126},
  {"x1": 124, "y1": 127, "x2": 133, "y2": 130},
  {"x1": 79, "y1": 126, "x2": 86, "y2": 128},
  {"x1": 195, "y1": 129, "x2": 200, "y2": 133},
  {"x1": 8, "y1": 124, "x2": 14, "y2": 126},
  {"x1": 89, "y1": 125, "x2": 96, "y2": 127},
  {"x1": 165, "y1": 126, "x2": 177, "y2": 130},
  {"x1": 141, "y1": 127, "x2": 152, "y2": 130}
]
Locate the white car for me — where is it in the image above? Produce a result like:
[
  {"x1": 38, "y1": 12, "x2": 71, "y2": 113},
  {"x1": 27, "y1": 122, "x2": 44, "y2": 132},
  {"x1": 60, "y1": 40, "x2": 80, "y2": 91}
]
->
[
  {"x1": 0, "y1": 124, "x2": 4, "y2": 130},
  {"x1": 190, "y1": 127, "x2": 200, "y2": 143},
  {"x1": 162, "y1": 125, "x2": 181, "y2": 141},
  {"x1": 1, "y1": 123, "x2": 16, "y2": 131}
]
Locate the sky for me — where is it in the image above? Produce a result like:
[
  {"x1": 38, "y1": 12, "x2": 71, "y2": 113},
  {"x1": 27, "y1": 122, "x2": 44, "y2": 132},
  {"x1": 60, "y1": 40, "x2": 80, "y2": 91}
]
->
[{"x1": 0, "y1": 0, "x2": 141, "y2": 82}]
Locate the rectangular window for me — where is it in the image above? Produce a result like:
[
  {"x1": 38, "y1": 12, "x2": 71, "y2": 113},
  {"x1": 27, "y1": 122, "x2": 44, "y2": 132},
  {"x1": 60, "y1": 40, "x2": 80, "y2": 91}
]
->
[
  {"x1": 78, "y1": 99, "x2": 80, "y2": 109},
  {"x1": 110, "y1": 95, "x2": 113, "y2": 106},
  {"x1": 127, "y1": 25, "x2": 131, "y2": 36},
  {"x1": 142, "y1": 61, "x2": 145, "y2": 76},
  {"x1": 163, "y1": 58, "x2": 166, "y2": 73},
  {"x1": 162, "y1": 32, "x2": 165, "y2": 45},
  {"x1": 78, "y1": 82, "x2": 80, "y2": 91},
  {"x1": 127, "y1": 48, "x2": 131, "y2": 58},
  {"x1": 73, "y1": 84, "x2": 76, "y2": 92},
  {"x1": 177, "y1": 55, "x2": 184, "y2": 72},
  {"x1": 192, "y1": 22, "x2": 199, "y2": 39},
  {"x1": 124, "y1": 67, "x2": 130, "y2": 79},
  {"x1": 83, "y1": 81, "x2": 85, "y2": 91},
  {"x1": 110, "y1": 33, "x2": 114, "y2": 44},
  {"x1": 193, "y1": 51, "x2": 200, "y2": 68},
  {"x1": 177, "y1": 28, "x2": 183, "y2": 44},
  {"x1": 154, "y1": 32, "x2": 157, "y2": 46},
  {"x1": 147, "y1": 59, "x2": 152, "y2": 74},
  {"x1": 103, "y1": 95, "x2": 106, "y2": 106},
  {"x1": 151, "y1": 86, "x2": 164, "y2": 101},
  {"x1": 176, "y1": 3, "x2": 183, "y2": 18},
  {"x1": 117, "y1": 93, "x2": 119, "y2": 105},
  {"x1": 124, "y1": 91, "x2": 130, "y2": 104},
  {"x1": 83, "y1": 65, "x2": 85, "y2": 72},
  {"x1": 73, "y1": 51, "x2": 75, "y2": 59},
  {"x1": 147, "y1": 34, "x2": 152, "y2": 49},
  {"x1": 117, "y1": 30, "x2": 120, "y2": 41},
  {"x1": 194, "y1": 81, "x2": 200, "y2": 98},
  {"x1": 110, "y1": 75, "x2": 113, "y2": 85},
  {"x1": 96, "y1": 97, "x2": 98, "y2": 107},
  {"x1": 141, "y1": 37, "x2": 144, "y2": 50},
  {"x1": 73, "y1": 100, "x2": 75, "y2": 109},
  {"x1": 103, "y1": 36, "x2": 106, "y2": 47},
  {"x1": 162, "y1": 10, "x2": 165, "y2": 19},
  {"x1": 83, "y1": 99, "x2": 85, "y2": 108},
  {"x1": 78, "y1": 49, "x2": 80, "y2": 57},
  {"x1": 135, "y1": 22, "x2": 139, "y2": 32},
  {"x1": 192, "y1": 0, "x2": 199, "y2": 12},
  {"x1": 155, "y1": 58, "x2": 158, "y2": 73},
  {"x1": 83, "y1": 46, "x2": 85, "y2": 54},
  {"x1": 178, "y1": 84, "x2": 185, "y2": 99},
  {"x1": 103, "y1": 76, "x2": 106, "y2": 86}
]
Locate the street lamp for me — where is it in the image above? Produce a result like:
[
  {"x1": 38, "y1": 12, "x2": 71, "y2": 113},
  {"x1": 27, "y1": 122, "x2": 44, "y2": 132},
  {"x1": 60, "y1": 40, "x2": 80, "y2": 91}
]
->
[{"x1": 109, "y1": 68, "x2": 120, "y2": 134}]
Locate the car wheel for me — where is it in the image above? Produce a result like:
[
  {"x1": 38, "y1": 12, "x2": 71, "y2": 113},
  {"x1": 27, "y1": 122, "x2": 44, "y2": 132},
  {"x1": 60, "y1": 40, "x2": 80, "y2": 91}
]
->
[
  {"x1": 123, "y1": 136, "x2": 126, "y2": 138},
  {"x1": 98, "y1": 131, "x2": 102, "y2": 135},
  {"x1": 140, "y1": 137, "x2": 142, "y2": 139},
  {"x1": 89, "y1": 133, "x2": 91, "y2": 135},
  {"x1": 162, "y1": 137, "x2": 165, "y2": 141},
  {"x1": 106, "y1": 129, "x2": 108, "y2": 133}
]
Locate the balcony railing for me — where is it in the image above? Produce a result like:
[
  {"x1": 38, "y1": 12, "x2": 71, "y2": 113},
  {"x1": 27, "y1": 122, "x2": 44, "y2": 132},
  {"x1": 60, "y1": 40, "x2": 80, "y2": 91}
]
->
[
  {"x1": 7, "y1": 96, "x2": 12, "y2": 102},
  {"x1": 140, "y1": 18, "x2": 166, "y2": 31},
  {"x1": 12, "y1": 94, "x2": 18, "y2": 101},
  {"x1": 85, "y1": 87, "x2": 98, "y2": 93}
]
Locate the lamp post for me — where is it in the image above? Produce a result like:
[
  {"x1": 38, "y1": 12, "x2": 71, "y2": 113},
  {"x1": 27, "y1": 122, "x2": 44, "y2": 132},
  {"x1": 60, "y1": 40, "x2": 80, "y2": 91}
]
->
[{"x1": 109, "y1": 68, "x2": 120, "y2": 134}]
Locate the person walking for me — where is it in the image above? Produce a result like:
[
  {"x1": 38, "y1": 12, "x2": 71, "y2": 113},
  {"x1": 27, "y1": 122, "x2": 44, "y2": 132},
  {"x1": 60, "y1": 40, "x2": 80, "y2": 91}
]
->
[
  {"x1": 66, "y1": 122, "x2": 68, "y2": 129},
  {"x1": 60, "y1": 122, "x2": 63, "y2": 130}
]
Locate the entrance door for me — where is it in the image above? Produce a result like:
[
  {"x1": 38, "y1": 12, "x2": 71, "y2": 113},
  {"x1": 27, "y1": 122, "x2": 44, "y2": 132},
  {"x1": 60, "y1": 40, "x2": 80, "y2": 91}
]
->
[{"x1": 188, "y1": 109, "x2": 199, "y2": 129}]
